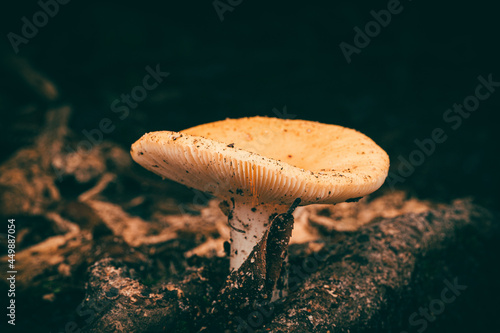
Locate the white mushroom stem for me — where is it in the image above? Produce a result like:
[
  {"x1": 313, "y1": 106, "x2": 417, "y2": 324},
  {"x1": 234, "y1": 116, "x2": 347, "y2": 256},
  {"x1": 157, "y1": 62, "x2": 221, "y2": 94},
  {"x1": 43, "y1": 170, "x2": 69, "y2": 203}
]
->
[{"x1": 228, "y1": 201, "x2": 289, "y2": 271}]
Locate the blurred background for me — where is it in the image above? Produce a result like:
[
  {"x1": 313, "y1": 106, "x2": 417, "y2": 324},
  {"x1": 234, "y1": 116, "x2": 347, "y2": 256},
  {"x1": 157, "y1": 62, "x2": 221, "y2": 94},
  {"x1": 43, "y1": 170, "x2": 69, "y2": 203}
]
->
[{"x1": 0, "y1": 0, "x2": 499, "y2": 331}]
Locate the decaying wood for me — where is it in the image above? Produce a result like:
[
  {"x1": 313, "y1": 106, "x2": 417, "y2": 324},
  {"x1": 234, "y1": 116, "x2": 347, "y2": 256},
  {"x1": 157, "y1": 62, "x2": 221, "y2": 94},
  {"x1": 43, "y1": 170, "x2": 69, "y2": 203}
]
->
[
  {"x1": 75, "y1": 199, "x2": 497, "y2": 332},
  {"x1": 292, "y1": 190, "x2": 433, "y2": 236},
  {"x1": 0, "y1": 106, "x2": 70, "y2": 215},
  {"x1": 84, "y1": 199, "x2": 179, "y2": 247},
  {"x1": 80, "y1": 258, "x2": 192, "y2": 333},
  {"x1": 5, "y1": 213, "x2": 92, "y2": 288},
  {"x1": 263, "y1": 199, "x2": 499, "y2": 332}
]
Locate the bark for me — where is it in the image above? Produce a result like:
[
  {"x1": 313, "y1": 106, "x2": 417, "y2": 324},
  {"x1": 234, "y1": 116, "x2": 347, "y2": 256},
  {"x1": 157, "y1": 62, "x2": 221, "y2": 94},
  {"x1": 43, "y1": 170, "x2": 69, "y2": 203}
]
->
[{"x1": 77, "y1": 199, "x2": 499, "y2": 332}]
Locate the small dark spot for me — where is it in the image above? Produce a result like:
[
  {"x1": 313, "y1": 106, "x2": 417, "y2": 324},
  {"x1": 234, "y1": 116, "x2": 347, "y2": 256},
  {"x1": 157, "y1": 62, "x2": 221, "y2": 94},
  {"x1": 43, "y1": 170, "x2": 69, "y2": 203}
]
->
[
  {"x1": 139, "y1": 152, "x2": 144, "y2": 155},
  {"x1": 288, "y1": 154, "x2": 292, "y2": 158},
  {"x1": 346, "y1": 197, "x2": 363, "y2": 203},
  {"x1": 251, "y1": 207, "x2": 257, "y2": 212},
  {"x1": 357, "y1": 234, "x2": 369, "y2": 242},
  {"x1": 185, "y1": 170, "x2": 189, "y2": 173},
  {"x1": 224, "y1": 241, "x2": 231, "y2": 256},
  {"x1": 152, "y1": 165, "x2": 159, "y2": 168},
  {"x1": 227, "y1": 143, "x2": 235, "y2": 148},
  {"x1": 105, "y1": 287, "x2": 120, "y2": 299},
  {"x1": 236, "y1": 188, "x2": 244, "y2": 196},
  {"x1": 349, "y1": 253, "x2": 369, "y2": 265},
  {"x1": 317, "y1": 208, "x2": 331, "y2": 217},
  {"x1": 219, "y1": 200, "x2": 231, "y2": 217}
]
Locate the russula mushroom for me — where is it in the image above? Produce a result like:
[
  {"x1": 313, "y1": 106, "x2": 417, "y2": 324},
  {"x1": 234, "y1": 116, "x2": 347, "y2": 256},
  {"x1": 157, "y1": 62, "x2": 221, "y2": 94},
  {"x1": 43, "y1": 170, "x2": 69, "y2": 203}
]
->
[{"x1": 130, "y1": 116, "x2": 389, "y2": 298}]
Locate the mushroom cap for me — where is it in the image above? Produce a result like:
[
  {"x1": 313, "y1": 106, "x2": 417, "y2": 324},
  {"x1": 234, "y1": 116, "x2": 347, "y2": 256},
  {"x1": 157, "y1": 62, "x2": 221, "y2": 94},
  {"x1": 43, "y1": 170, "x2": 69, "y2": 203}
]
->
[{"x1": 130, "y1": 116, "x2": 389, "y2": 205}]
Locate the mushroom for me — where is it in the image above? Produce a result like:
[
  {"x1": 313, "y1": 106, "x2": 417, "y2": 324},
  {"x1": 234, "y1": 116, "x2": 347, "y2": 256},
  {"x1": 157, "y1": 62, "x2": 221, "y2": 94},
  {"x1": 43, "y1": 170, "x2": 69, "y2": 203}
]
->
[{"x1": 130, "y1": 116, "x2": 389, "y2": 299}]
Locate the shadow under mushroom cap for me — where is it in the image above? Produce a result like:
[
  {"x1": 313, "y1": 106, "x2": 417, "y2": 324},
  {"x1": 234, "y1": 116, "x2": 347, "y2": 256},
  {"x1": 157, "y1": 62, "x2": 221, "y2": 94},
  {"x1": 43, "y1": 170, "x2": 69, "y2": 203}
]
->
[{"x1": 130, "y1": 116, "x2": 389, "y2": 205}]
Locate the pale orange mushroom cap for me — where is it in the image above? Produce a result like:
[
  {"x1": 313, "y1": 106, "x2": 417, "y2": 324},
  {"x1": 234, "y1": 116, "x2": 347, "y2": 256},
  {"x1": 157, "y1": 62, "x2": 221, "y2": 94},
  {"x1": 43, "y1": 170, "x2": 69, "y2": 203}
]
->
[{"x1": 130, "y1": 116, "x2": 389, "y2": 206}]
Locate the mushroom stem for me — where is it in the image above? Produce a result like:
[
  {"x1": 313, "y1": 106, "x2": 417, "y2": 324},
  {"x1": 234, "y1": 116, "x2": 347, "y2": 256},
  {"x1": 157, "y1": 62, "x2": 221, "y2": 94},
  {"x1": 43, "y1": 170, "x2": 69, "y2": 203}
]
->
[{"x1": 228, "y1": 201, "x2": 288, "y2": 271}]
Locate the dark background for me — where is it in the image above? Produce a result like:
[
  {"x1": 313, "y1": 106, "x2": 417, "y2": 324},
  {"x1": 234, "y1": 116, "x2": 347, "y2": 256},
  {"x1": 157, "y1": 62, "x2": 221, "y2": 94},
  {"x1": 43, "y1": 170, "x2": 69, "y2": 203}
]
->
[
  {"x1": 0, "y1": 0, "x2": 499, "y2": 331},
  {"x1": 1, "y1": 0, "x2": 499, "y2": 207}
]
